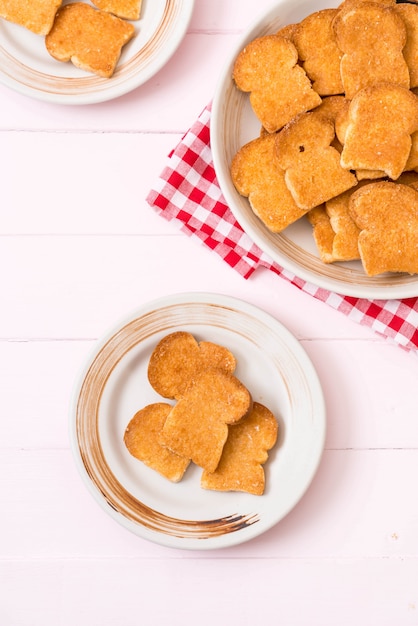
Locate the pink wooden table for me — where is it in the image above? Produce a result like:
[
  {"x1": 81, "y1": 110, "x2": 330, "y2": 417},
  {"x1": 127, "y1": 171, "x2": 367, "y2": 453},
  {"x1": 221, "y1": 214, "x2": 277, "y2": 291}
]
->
[{"x1": 1, "y1": 1, "x2": 418, "y2": 624}]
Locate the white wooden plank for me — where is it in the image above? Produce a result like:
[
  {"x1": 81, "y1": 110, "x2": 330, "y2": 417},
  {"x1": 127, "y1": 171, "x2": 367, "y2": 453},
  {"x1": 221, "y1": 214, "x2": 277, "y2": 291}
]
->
[
  {"x1": 0, "y1": 234, "x2": 379, "y2": 341},
  {"x1": 190, "y1": 0, "x2": 279, "y2": 32},
  {"x1": 0, "y1": 132, "x2": 180, "y2": 235},
  {"x1": 1, "y1": 449, "x2": 417, "y2": 560},
  {"x1": 0, "y1": 340, "x2": 94, "y2": 448},
  {"x1": 0, "y1": 556, "x2": 417, "y2": 626},
  {"x1": 302, "y1": 339, "x2": 418, "y2": 449}
]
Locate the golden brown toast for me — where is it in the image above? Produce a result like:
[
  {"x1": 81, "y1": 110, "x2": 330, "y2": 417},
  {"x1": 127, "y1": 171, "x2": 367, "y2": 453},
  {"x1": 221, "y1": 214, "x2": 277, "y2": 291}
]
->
[
  {"x1": 340, "y1": 84, "x2": 418, "y2": 180},
  {"x1": 230, "y1": 133, "x2": 308, "y2": 232},
  {"x1": 333, "y1": 1, "x2": 409, "y2": 99},
  {"x1": 349, "y1": 181, "x2": 418, "y2": 275},
  {"x1": 307, "y1": 206, "x2": 336, "y2": 264},
  {"x1": 395, "y1": 3, "x2": 418, "y2": 89},
  {"x1": 92, "y1": 0, "x2": 142, "y2": 20},
  {"x1": 160, "y1": 370, "x2": 252, "y2": 473},
  {"x1": 45, "y1": 2, "x2": 135, "y2": 78},
  {"x1": 201, "y1": 402, "x2": 278, "y2": 496},
  {"x1": 293, "y1": 9, "x2": 343, "y2": 96},
  {"x1": 0, "y1": 0, "x2": 62, "y2": 35},
  {"x1": 233, "y1": 34, "x2": 321, "y2": 133},
  {"x1": 147, "y1": 331, "x2": 236, "y2": 400},
  {"x1": 275, "y1": 110, "x2": 357, "y2": 211},
  {"x1": 124, "y1": 403, "x2": 190, "y2": 482},
  {"x1": 307, "y1": 181, "x2": 365, "y2": 263}
]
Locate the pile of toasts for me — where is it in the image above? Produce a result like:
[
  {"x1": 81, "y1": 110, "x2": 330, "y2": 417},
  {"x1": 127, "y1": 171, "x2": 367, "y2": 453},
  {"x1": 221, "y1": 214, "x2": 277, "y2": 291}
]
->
[
  {"x1": 231, "y1": 0, "x2": 418, "y2": 276},
  {"x1": 0, "y1": 0, "x2": 143, "y2": 77},
  {"x1": 124, "y1": 332, "x2": 278, "y2": 496}
]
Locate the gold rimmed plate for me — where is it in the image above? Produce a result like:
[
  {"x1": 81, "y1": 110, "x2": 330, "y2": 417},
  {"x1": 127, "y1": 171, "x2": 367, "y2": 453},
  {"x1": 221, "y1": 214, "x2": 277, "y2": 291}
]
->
[
  {"x1": 0, "y1": 0, "x2": 194, "y2": 104},
  {"x1": 70, "y1": 293, "x2": 326, "y2": 550},
  {"x1": 211, "y1": 0, "x2": 418, "y2": 299}
]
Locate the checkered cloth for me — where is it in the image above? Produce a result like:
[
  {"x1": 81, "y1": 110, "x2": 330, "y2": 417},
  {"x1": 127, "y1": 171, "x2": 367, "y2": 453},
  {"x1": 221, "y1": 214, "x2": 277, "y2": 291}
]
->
[{"x1": 147, "y1": 103, "x2": 418, "y2": 352}]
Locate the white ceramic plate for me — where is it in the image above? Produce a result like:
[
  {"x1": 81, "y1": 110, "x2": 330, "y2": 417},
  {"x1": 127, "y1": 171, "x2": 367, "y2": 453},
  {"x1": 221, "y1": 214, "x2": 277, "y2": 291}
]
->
[
  {"x1": 70, "y1": 293, "x2": 326, "y2": 550},
  {"x1": 0, "y1": 0, "x2": 194, "y2": 104},
  {"x1": 211, "y1": 0, "x2": 418, "y2": 299}
]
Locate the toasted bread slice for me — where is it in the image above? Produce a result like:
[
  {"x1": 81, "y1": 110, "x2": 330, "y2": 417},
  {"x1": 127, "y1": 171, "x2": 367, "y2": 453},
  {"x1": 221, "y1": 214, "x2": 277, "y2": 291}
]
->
[
  {"x1": 124, "y1": 403, "x2": 190, "y2": 482},
  {"x1": 349, "y1": 181, "x2": 418, "y2": 275},
  {"x1": 233, "y1": 34, "x2": 321, "y2": 133},
  {"x1": 160, "y1": 370, "x2": 252, "y2": 473},
  {"x1": 307, "y1": 206, "x2": 336, "y2": 264},
  {"x1": 147, "y1": 331, "x2": 236, "y2": 400},
  {"x1": 395, "y1": 3, "x2": 418, "y2": 89},
  {"x1": 333, "y1": 1, "x2": 409, "y2": 98},
  {"x1": 45, "y1": 3, "x2": 135, "y2": 78},
  {"x1": 308, "y1": 183, "x2": 363, "y2": 264},
  {"x1": 92, "y1": 0, "x2": 142, "y2": 20},
  {"x1": 340, "y1": 84, "x2": 418, "y2": 180},
  {"x1": 0, "y1": 0, "x2": 62, "y2": 35},
  {"x1": 323, "y1": 188, "x2": 362, "y2": 261},
  {"x1": 201, "y1": 402, "x2": 278, "y2": 496},
  {"x1": 275, "y1": 111, "x2": 357, "y2": 211},
  {"x1": 293, "y1": 9, "x2": 343, "y2": 96},
  {"x1": 231, "y1": 133, "x2": 308, "y2": 231}
]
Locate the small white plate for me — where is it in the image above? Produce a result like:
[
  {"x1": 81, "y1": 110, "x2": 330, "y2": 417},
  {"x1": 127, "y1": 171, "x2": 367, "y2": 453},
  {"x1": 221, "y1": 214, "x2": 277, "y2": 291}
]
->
[
  {"x1": 0, "y1": 0, "x2": 194, "y2": 104},
  {"x1": 70, "y1": 293, "x2": 326, "y2": 550},
  {"x1": 211, "y1": 0, "x2": 418, "y2": 299}
]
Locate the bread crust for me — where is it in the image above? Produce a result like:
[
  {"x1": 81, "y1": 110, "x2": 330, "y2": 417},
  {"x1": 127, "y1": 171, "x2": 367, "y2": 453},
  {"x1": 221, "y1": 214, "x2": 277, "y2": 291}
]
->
[
  {"x1": 92, "y1": 0, "x2": 142, "y2": 21},
  {"x1": 124, "y1": 403, "x2": 190, "y2": 482},
  {"x1": 0, "y1": 0, "x2": 62, "y2": 35},
  {"x1": 160, "y1": 370, "x2": 252, "y2": 473},
  {"x1": 147, "y1": 331, "x2": 236, "y2": 400},
  {"x1": 231, "y1": 133, "x2": 308, "y2": 232},
  {"x1": 45, "y1": 2, "x2": 135, "y2": 78},
  {"x1": 349, "y1": 181, "x2": 418, "y2": 275},
  {"x1": 201, "y1": 403, "x2": 278, "y2": 496},
  {"x1": 233, "y1": 34, "x2": 321, "y2": 133}
]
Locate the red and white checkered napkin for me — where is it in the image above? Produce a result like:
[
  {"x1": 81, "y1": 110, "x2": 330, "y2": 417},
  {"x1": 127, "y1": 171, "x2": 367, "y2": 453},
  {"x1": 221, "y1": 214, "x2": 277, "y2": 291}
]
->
[{"x1": 146, "y1": 103, "x2": 418, "y2": 352}]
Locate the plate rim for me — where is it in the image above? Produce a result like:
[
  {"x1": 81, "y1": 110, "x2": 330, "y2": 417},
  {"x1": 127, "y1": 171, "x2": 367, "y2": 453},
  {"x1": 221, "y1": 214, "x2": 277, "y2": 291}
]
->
[
  {"x1": 211, "y1": 0, "x2": 418, "y2": 300},
  {"x1": 0, "y1": 0, "x2": 195, "y2": 104},
  {"x1": 69, "y1": 292, "x2": 326, "y2": 550}
]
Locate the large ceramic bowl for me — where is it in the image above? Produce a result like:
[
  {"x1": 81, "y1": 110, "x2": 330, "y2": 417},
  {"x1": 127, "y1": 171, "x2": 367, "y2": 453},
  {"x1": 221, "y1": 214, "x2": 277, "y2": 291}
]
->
[{"x1": 211, "y1": 0, "x2": 418, "y2": 299}]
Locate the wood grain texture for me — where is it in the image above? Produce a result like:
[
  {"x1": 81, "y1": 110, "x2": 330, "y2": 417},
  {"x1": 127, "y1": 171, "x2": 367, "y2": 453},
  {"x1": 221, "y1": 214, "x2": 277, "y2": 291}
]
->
[{"x1": 0, "y1": 0, "x2": 417, "y2": 623}]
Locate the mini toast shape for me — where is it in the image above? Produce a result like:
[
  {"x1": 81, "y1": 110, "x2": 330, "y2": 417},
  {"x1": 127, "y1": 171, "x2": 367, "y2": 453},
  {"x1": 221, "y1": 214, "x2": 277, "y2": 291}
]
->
[
  {"x1": 335, "y1": 98, "x2": 386, "y2": 180},
  {"x1": 349, "y1": 181, "x2": 418, "y2": 275},
  {"x1": 315, "y1": 95, "x2": 348, "y2": 123},
  {"x1": 275, "y1": 111, "x2": 357, "y2": 211},
  {"x1": 340, "y1": 84, "x2": 418, "y2": 180},
  {"x1": 45, "y1": 3, "x2": 135, "y2": 78},
  {"x1": 230, "y1": 133, "x2": 308, "y2": 232},
  {"x1": 293, "y1": 9, "x2": 343, "y2": 96},
  {"x1": 333, "y1": 1, "x2": 409, "y2": 99},
  {"x1": 91, "y1": 0, "x2": 142, "y2": 20},
  {"x1": 147, "y1": 331, "x2": 236, "y2": 400},
  {"x1": 201, "y1": 402, "x2": 278, "y2": 496},
  {"x1": 307, "y1": 206, "x2": 337, "y2": 264},
  {"x1": 395, "y1": 3, "x2": 418, "y2": 89},
  {"x1": 160, "y1": 370, "x2": 252, "y2": 473},
  {"x1": 0, "y1": 0, "x2": 62, "y2": 35},
  {"x1": 308, "y1": 185, "x2": 362, "y2": 263},
  {"x1": 124, "y1": 403, "x2": 190, "y2": 482},
  {"x1": 232, "y1": 34, "x2": 321, "y2": 133}
]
